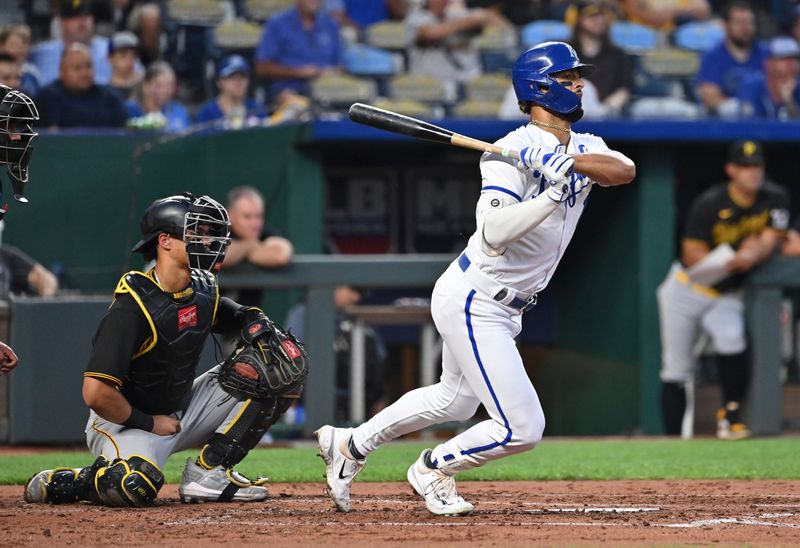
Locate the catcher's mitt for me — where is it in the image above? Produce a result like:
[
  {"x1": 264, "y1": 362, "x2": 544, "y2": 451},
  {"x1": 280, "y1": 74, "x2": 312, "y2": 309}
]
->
[{"x1": 218, "y1": 311, "x2": 309, "y2": 400}]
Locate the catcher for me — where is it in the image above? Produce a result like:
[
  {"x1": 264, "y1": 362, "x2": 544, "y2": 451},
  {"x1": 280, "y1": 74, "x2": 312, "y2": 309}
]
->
[{"x1": 24, "y1": 193, "x2": 308, "y2": 506}]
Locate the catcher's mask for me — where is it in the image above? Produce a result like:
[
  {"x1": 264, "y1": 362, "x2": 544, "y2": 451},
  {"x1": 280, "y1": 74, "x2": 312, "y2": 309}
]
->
[
  {"x1": 0, "y1": 84, "x2": 39, "y2": 203},
  {"x1": 132, "y1": 193, "x2": 231, "y2": 272}
]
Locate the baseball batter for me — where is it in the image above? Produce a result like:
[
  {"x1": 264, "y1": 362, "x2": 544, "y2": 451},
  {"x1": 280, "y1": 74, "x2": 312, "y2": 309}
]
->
[
  {"x1": 316, "y1": 42, "x2": 635, "y2": 516},
  {"x1": 24, "y1": 193, "x2": 307, "y2": 506},
  {"x1": 658, "y1": 139, "x2": 790, "y2": 439}
]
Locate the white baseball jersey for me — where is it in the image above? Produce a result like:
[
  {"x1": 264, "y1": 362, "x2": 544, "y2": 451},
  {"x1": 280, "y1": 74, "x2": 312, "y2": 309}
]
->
[{"x1": 465, "y1": 124, "x2": 610, "y2": 295}]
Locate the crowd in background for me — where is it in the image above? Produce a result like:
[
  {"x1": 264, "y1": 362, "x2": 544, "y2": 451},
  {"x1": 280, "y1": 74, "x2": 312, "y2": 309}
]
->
[{"x1": 0, "y1": 0, "x2": 798, "y2": 128}]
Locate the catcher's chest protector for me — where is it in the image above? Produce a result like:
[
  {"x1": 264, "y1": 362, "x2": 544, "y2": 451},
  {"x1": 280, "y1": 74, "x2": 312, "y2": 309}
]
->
[{"x1": 119, "y1": 270, "x2": 218, "y2": 414}]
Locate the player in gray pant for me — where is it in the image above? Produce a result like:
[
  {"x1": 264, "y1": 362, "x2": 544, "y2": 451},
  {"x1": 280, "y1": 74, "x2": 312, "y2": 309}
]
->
[{"x1": 24, "y1": 194, "x2": 293, "y2": 506}]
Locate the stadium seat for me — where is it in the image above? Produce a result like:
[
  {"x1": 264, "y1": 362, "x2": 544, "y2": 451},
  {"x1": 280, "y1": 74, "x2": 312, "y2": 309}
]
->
[
  {"x1": 452, "y1": 99, "x2": 503, "y2": 118},
  {"x1": 610, "y1": 21, "x2": 661, "y2": 54},
  {"x1": 372, "y1": 97, "x2": 442, "y2": 118},
  {"x1": 642, "y1": 48, "x2": 700, "y2": 78},
  {"x1": 388, "y1": 74, "x2": 446, "y2": 104},
  {"x1": 673, "y1": 20, "x2": 725, "y2": 52},
  {"x1": 244, "y1": 0, "x2": 294, "y2": 22},
  {"x1": 310, "y1": 74, "x2": 378, "y2": 109},
  {"x1": 213, "y1": 18, "x2": 262, "y2": 50},
  {"x1": 365, "y1": 21, "x2": 407, "y2": 51},
  {"x1": 344, "y1": 44, "x2": 398, "y2": 77},
  {"x1": 166, "y1": 0, "x2": 226, "y2": 25},
  {"x1": 520, "y1": 20, "x2": 571, "y2": 49},
  {"x1": 473, "y1": 27, "x2": 516, "y2": 51},
  {"x1": 629, "y1": 97, "x2": 700, "y2": 119},
  {"x1": 465, "y1": 73, "x2": 512, "y2": 101}
]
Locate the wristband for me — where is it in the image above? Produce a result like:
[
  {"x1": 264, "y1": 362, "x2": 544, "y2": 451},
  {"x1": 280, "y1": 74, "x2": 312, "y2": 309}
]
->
[{"x1": 122, "y1": 407, "x2": 154, "y2": 432}]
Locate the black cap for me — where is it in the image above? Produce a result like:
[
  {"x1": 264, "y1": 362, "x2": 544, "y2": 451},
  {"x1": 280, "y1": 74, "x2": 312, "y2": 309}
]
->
[
  {"x1": 728, "y1": 139, "x2": 764, "y2": 166},
  {"x1": 60, "y1": 0, "x2": 90, "y2": 19}
]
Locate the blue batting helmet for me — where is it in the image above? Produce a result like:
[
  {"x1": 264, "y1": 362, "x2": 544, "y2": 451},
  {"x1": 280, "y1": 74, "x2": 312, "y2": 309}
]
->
[{"x1": 512, "y1": 42, "x2": 594, "y2": 116}]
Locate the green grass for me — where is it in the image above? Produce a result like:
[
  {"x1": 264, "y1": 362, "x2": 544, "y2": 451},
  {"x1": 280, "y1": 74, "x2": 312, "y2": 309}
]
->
[{"x1": 3, "y1": 438, "x2": 799, "y2": 485}]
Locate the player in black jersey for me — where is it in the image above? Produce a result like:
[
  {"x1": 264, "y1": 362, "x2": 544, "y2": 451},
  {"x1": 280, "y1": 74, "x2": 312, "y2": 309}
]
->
[
  {"x1": 657, "y1": 140, "x2": 790, "y2": 439},
  {"x1": 24, "y1": 193, "x2": 291, "y2": 506}
]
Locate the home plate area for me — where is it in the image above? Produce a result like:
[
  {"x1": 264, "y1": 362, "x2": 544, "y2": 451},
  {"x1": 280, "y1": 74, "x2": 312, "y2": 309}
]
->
[{"x1": 3, "y1": 480, "x2": 800, "y2": 546}]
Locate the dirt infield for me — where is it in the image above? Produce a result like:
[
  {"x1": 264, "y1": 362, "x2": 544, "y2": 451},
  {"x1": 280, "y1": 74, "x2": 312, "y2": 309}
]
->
[{"x1": 3, "y1": 480, "x2": 799, "y2": 547}]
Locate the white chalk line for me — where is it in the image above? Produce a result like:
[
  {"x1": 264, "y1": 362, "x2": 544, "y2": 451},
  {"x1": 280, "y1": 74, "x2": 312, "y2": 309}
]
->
[{"x1": 661, "y1": 518, "x2": 800, "y2": 529}]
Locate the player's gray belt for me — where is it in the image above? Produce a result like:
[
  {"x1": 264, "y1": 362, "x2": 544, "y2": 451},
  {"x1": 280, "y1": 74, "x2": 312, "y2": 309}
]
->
[{"x1": 457, "y1": 253, "x2": 538, "y2": 313}]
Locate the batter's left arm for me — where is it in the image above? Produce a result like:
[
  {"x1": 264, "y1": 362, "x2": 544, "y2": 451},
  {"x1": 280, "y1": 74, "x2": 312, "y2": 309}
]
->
[{"x1": 571, "y1": 150, "x2": 636, "y2": 187}]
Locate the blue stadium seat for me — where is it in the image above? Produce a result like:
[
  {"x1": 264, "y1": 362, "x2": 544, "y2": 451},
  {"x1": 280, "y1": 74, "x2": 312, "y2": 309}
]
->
[
  {"x1": 520, "y1": 20, "x2": 571, "y2": 49},
  {"x1": 344, "y1": 44, "x2": 397, "y2": 77},
  {"x1": 610, "y1": 21, "x2": 661, "y2": 54},
  {"x1": 673, "y1": 21, "x2": 725, "y2": 52}
]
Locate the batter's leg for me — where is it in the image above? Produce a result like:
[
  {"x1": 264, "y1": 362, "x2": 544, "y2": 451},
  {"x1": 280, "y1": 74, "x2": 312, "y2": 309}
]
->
[
  {"x1": 425, "y1": 289, "x2": 545, "y2": 474},
  {"x1": 350, "y1": 341, "x2": 481, "y2": 455}
]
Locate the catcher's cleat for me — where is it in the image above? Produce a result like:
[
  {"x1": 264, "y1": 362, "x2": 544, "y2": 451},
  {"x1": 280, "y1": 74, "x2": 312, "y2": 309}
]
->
[
  {"x1": 716, "y1": 402, "x2": 751, "y2": 440},
  {"x1": 178, "y1": 458, "x2": 268, "y2": 503},
  {"x1": 407, "y1": 449, "x2": 474, "y2": 516},
  {"x1": 23, "y1": 469, "x2": 53, "y2": 503},
  {"x1": 315, "y1": 425, "x2": 365, "y2": 512}
]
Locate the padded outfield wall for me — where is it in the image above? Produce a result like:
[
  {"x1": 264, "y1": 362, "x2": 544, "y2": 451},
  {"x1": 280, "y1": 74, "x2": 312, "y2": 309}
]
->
[{"x1": 5, "y1": 120, "x2": 800, "y2": 437}]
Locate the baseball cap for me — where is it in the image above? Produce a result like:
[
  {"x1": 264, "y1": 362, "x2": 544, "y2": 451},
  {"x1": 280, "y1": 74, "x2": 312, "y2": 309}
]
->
[
  {"x1": 109, "y1": 31, "x2": 139, "y2": 55},
  {"x1": 728, "y1": 140, "x2": 764, "y2": 166},
  {"x1": 577, "y1": 0, "x2": 613, "y2": 17},
  {"x1": 768, "y1": 36, "x2": 800, "y2": 58},
  {"x1": 59, "y1": 0, "x2": 90, "y2": 19},
  {"x1": 217, "y1": 55, "x2": 250, "y2": 78}
]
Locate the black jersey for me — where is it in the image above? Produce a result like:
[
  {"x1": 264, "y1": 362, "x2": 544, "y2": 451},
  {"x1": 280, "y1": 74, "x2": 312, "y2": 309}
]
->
[
  {"x1": 682, "y1": 181, "x2": 790, "y2": 290},
  {"x1": 84, "y1": 269, "x2": 246, "y2": 415}
]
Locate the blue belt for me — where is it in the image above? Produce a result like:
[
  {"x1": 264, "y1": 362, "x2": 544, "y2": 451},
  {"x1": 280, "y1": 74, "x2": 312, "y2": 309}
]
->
[{"x1": 457, "y1": 254, "x2": 537, "y2": 312}]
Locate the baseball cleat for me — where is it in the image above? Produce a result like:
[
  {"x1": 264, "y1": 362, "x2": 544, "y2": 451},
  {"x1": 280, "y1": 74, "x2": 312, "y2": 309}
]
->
[
  {"x1": 23, "y1": 469, "x2": 53, "y2": 503},
  {"x1": 716, "y1": 403, "x2": 751, "y2": 440},
  {"x1": 315, "y1": 425, "x2": 365, "y2": 512},
  {"x1": 407, "y1": 449, "x2": 474, "y2": 516},
  {"x1": 178, "y1": 458, "x2": 268, "y2": 502}
]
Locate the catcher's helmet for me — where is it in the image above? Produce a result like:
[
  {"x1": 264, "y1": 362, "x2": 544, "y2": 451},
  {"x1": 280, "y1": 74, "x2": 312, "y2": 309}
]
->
[
  {"x1": 132, "y1": 193, "x2": 231, "y2": 271},
  {"x1": 512, "y1": 42, "x2": 594, "y2": 118},
  {"x1": 0, "y1": 84, "x2": 39, "y2": 203}
]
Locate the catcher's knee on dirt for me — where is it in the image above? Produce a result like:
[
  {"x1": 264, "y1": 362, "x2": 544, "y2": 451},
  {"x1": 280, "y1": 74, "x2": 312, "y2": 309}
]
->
[
  {"x1": 94, "y1": 455, "x2": 165, "y2": 507},
  {"x1": 199, "y1": 397, "x2": 292, "y2": 469}
]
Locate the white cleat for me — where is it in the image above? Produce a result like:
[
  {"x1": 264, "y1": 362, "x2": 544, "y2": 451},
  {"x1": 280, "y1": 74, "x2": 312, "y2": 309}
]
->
[
  {"x1": 315, "y1": 425, "x2": 366, "y2": 512},
  {"x1": 178, "y1": 458, "x2": 268, "y2": 503},
  {"x1": 407, "y1": 449, "x2": 474, "y2": 516}
]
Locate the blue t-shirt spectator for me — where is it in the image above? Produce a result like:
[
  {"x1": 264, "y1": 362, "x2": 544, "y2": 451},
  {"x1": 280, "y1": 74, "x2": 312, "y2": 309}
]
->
[
  {"x1": 696, "y1": 41, "x2": 769, "y2": 100},
  {"x1": 30, "y1": 36, "x2": 112, "y2": 87},
  {"x1": 738, "y1": 72, "x2": 800, "y2": 119},
  {"x1": 255, "y1": 7, "x2": 342, "y2": 94},
  {"x1": 126, "y1": 100, "x2": 191, "y2": 132},
  {"x1": 194, "y1": 98, "x2": 267, "y2": 125},
  {"x1": 35, "y1": 81, "x2": 128, "y2": 128}
]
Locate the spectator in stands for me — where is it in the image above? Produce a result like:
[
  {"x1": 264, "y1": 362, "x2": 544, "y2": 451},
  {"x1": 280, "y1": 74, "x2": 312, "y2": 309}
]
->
[
  {"x1": 569, "y1": 0, "x2": 633, "y2": 116},
  {"x1": 326, "y1": 0, "x2": 409, "y2": 34},
  {"x1": 195, "y1": 55, "x2": 267, "y2": 128},
  {"x1": 35, "y1": 43, "x2": 128, "y2": 128},
  {"x1": 108, "y1": 31, "x2": 142, "y2": 100},
  {"x1": 107, "y1": 1, "x2": 162, "y2": 65},
  {"x1": 696, "y1": 1, "x2": 769, "y2": 117},
  {"x1": 29, "y1": 0, "x2": 113, "y2": 87},
  {"x1": 621, "y1": 0, "x2": 711, "y2": 30},
  {"x1": 255, "y1": 0, "x2": 344, "y2": 97},
  {"x1": 220, "y1": 185, "x2": 294, "y2": 308},
  {"x1": 126, "y1": 61, "x2": 190, "y2": 132},
  {"x1": 0, "y1": 25, "x2": 41, "y2": 95},
  {"x1": 0, "y1": 53, "x2": 22, "y2": 91},
  {"x1": 0, "y1": 244, "x2": 59, "y2": 299},
  {"x1": 739, "y1": 36, "x2": 800, "y2": 119},
  {"x1": 405, "y1": 0, "x2": 514, "y2": 101},
  {"x1": 790, "y1": 4, "x2": 800, "y2": 46}
]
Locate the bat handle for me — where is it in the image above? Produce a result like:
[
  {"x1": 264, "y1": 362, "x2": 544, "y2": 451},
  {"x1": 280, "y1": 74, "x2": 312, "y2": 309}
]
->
[{"x1": 451, "y1": 134, "x2": 520, "y2": 160}]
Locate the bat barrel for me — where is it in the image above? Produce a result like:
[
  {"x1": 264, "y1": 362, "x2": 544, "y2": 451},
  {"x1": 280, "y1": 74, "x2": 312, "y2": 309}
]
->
[{"x1": 348, "y1": 103, "x2": 453, "y2": 143}]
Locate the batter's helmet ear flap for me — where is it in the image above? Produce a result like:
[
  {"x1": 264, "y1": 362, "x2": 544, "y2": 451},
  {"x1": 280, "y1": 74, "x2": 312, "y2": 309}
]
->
[{"x1": 512, "y1": 42, "x2": 594, "y2": 118}]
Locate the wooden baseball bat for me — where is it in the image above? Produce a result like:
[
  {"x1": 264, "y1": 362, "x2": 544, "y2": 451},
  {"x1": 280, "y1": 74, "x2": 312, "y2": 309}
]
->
[{"x1": 348, "y1": 103, "x2": 520, "y2": 160}]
